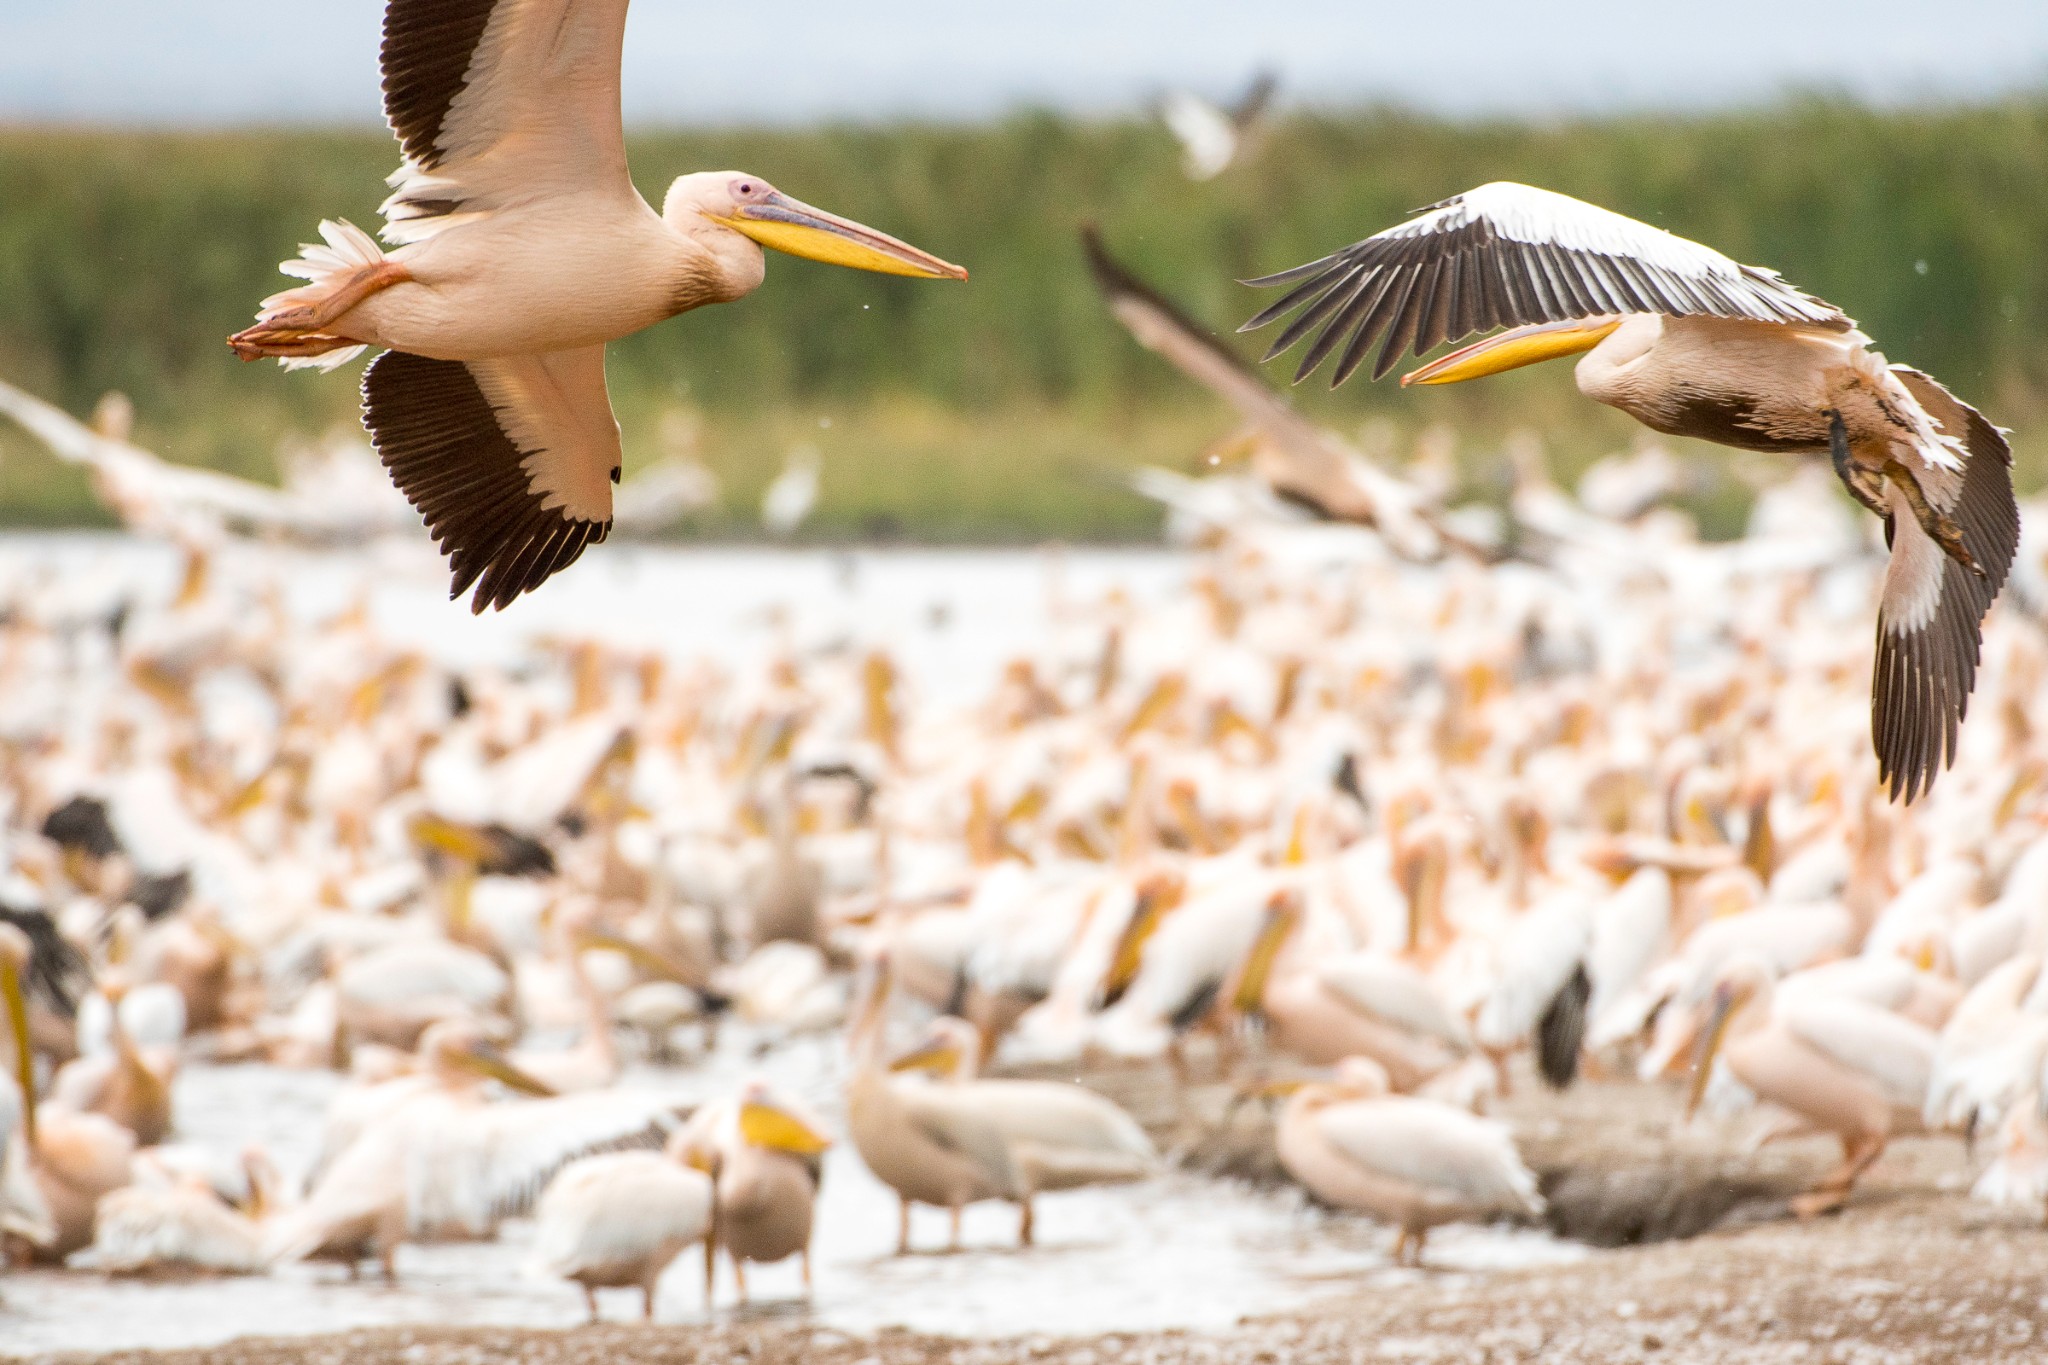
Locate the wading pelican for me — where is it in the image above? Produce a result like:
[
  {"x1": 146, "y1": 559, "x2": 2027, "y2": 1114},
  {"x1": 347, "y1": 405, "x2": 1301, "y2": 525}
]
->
[
  {"x1": 229, "y1": 0, "x2": 966, "y2": 612},
  {"x1": 1243, "y1": 182, "x2": 2019, "y2": 802},
  {"x1": 889, "y1": 1016, "x2": 1158, "y2": 1237},
  {"x1": 528, "y1": 1143, "x2": 714, "y2": 1321},
  {"x1": 1274, "y1": 1057, "x2": 1543, "y2": 1266},
  {"x1": 674, "y1": 1080, "x2": 831, "y2": 1303},
  {"x1": 845, "y1": 956, "x2": 1029, "y2": 1253}
]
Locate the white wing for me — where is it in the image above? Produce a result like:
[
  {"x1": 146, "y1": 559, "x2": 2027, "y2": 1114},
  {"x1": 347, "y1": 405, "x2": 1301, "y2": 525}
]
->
[
  {"x1": 1316, "y1": 1097, "x2": 1542, "y2": 1216},
  {"x1": 404, "y1": 1088, "x2": 689, "y2": 1235},
  {"x1": 1782, "y1": 997, "x2": 1937, "y2": 1111},
  {"x1": 1317, "y1": 954, "x2": 1471, "y2": 1050},
  {"x1": 1161, "y1": 93, "x2": 1236, "y2": 181},
  {"x1": 1242, "y1": 180, "x2": 1847, "y2": 384},
  {"x1": 378, "y1": 0, "x2": 636, "y2": 243}
]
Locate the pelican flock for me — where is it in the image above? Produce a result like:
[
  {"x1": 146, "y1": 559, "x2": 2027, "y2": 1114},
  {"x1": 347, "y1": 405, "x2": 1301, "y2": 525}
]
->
[{"x1": 1, "y1": 0, "x2": 2044, "y2": 1349}]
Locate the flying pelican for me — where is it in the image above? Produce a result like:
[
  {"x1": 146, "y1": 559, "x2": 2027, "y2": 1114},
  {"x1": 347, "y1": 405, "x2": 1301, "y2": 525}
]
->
[
  {"x1": 1242, "y1": 182, "x2": 2019, "y2": 802},
  {"x1": 1273, "y1": 1057, "x2": 1543, "y2": 1267},
  {"x1": 1159, "y1": 70, "x2": 1277, "y2": 182},
  {"x1": 528, "y1": 1142, "x2": 714, "y2": 1322},
  {"x1": 229, "y1": 0, "x2": 966, "y2": 612},
  {"x1": 673, "y1": 1080, "x2": 831, "y2": 1303}
]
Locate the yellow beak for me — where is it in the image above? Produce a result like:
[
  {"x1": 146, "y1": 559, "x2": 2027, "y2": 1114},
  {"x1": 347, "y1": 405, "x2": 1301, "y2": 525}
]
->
[
  {"x1": 454, "y1": 1039, "x2": 556, "y2": 1098},
  {"x1": 716, "y1": 191, "x2": 968, "y2": 280},
  {"x1": 887, "y1": 1039, "x2": 962, "y2": 1076},
  {"x1": 739, "y1": 1098, "x2": 834, "y2": 1156},
  {"x1": 1401, "y1": 316, "x2": 1623, "y2": 387},
  {"x1": 2, "y1": 957, "x2": 33, "y2": 1146}
]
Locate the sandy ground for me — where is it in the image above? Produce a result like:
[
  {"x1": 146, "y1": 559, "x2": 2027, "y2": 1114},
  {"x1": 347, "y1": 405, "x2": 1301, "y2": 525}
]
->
[{"x1": 15, "y1": 1063, "x2": 2048, "y2": 1365}]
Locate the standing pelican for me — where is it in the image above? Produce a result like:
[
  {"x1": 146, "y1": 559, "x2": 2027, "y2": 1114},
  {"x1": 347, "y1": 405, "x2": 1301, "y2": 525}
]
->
[
  {"x1": 673, "y1": 1080, "x2": 831, "y2": 1303},
  {"x1": 1243, "y1": 182, "x2": 2018, "y2": 801},
  {"x1": 1274, "y1": 1058, "x2": 1543, "y2": 1266},
  {"x1": 1, "y1": 922, "x2": 134, "y2": 1261},
  {"x1": 230, "y1": 0, "x2": 966, "y2": 612},
  {"x1": 528, "y1": 1142, "x2": 714, "y2": 1322},
  {"x1": 1685, "y1": 955, "x2": 1936, "y2": 1217}
]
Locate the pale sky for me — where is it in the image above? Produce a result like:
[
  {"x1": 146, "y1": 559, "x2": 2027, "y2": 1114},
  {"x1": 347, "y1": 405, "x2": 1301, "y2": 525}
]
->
[{"x1": 5, "y1": 1, "x2": 2046, "y2": 125}]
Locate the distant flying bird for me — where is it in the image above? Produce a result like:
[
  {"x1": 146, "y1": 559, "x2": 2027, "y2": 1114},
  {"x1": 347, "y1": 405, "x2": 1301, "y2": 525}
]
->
[
  {"x1": 761, "y1": 446, "x2": 822, "y2": 538},
  {"x1": 230, "y1": 0, "x2": 965, "y2": 613},
  {"x1": 1241, "y1": 181, "x2": 2018, "y2": 803},
  {"x1": 1159, "y1": 70, "x2": 1278, "y2": 181},
  {"x1": 1081, "y1": 227, "x2": 1494, "y2": 563}
]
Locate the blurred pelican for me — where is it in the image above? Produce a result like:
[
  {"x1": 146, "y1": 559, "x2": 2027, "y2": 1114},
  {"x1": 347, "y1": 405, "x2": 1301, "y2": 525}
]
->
[
  {"x1": 230, "y1": 0, "x2": 965, "y2": 611},
  {"x1": 1245, "y1": 181, "x2": 2018, "y2": 801},
  {"x1": 675, "y1": 1080, "x2": 831, "y2": 1302},
  {"x1": 2, "y1": 922, "x2": 133, "y2": 1261},
  {"x1": 761, "y1": 446, "x2": 823, "y2": 538},
  {"x1": 529, "y1": 1142, "x2": 714, "y2": 1321},
  {"x1": 1685, "y1": 956, "x2": 1936, "y2": 1217},
  {"x1": 267, "y1": 1018, "x2": 686, "y2": 1278},
  {"x1": 1230, "y1": 890, "x2": 1470, "y2": 1092},
  {"x1": 1274, "y1": 1058, "x2": 1543, "y2": 1266},
  {"x1": 82, "y1": 1147, "x2": 276, "y2": 1276},
  {"x1": 51, "y1": 971, "x2": 178, "y2": 1146},
  {"x1": 884, "y1": 1015, "x2": 1157, "y2": 1246},
  {"x1": 1159, "y1": 70, "x2": 1276, "y2": 181},
  {"x1": 845, "y1": 956, "x2": 1029, "y2": 1251}
]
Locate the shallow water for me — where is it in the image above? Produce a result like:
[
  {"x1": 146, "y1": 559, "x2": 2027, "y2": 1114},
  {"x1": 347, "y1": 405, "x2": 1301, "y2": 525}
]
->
[
  {"x1": 1, "y1": 1042, "x2": 1583, "y2": 1353},
  {"x1": 0, "y1": 534, "x2": 1195, "y2": 709}
]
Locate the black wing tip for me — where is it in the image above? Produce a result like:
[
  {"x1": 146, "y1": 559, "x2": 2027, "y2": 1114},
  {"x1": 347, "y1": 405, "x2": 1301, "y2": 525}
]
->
[{"x1": 1535, "y1": 961, "x2": 1590, "y2": 1090}]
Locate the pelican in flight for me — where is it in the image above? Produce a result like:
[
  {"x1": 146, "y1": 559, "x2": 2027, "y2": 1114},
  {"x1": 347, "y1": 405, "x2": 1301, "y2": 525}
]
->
[
  {"x1": 230, "y1": 0, "x2": 966, "y2": 612},
  {"x1": 1242, "y1": 181, "x2": 2019, "y2": 802}
]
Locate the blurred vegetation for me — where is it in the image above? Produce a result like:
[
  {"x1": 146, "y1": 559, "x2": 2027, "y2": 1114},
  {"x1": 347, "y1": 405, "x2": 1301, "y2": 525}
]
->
[{"x1": 1, "y1": 94, "x2": 2045, "y2": 538}]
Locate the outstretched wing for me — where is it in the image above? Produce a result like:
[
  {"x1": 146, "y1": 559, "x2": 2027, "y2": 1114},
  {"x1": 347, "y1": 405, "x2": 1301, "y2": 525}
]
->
[
  {"x1": 361, "y1": 347, "x2": 617, "y2": 613},
  {"x1": 1240, "y1": 181, "x2": 1847, "y2": 385},
  {"x1": 1872, "y1": 367, "x2": 2018, "y2": 803},
  {"x1": 378, "y1": 0, "x2": 635, "y2": 241}
]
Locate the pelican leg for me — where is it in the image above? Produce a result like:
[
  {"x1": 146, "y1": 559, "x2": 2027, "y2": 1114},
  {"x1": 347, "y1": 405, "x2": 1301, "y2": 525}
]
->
[
  {"x1": 1018, "y1": 1197, "x2": 1036, "y2": 1248},
  {"x1": 733, "y1": 1257, "x2": 749, "y2": 1305},
  {"x1": 948, "y1": 1204, "x2": 963, "y2": 1252},
  {"x1": 801, "y1": 1245, "x2": 813, "y2": 1295},
  {"x1": 1390, "y1": 1226, "x2": 1413, "y2": 1266},
  {"x1": 897, "y1": 1197, "x2": 912, "y2": 1255},
  {"x1": 1825, "y1": 409, "x2": 1890, "y2": 518},
  {"x1": 584, "y1": 1285, "x2": 600, "y2": 1323},
  {"x1": 1790, "y1": 1133, "x2": 1885, "y2": 1220},
  {"x1": 1885, "y1": 457, "x2": 1983, "y2": 578},
  {"x1": 641, "y1": 1278, "x2": 659, "y2": 1321},
  {"x1": 703, "y1": 1236, "x2": 717, "y2": 1305},
  {"x1": 1409, "y1": 1227, "x2": 1429, "y2": 1267},
  {"x1": 229, "y1": 261, "x2": 410, "y2": 359}
]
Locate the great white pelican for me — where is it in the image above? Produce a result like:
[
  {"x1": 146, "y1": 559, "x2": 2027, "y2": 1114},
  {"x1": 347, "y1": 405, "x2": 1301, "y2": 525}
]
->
[
  {"x1": 1243, "y1": 181, "x2": 2018, "y2": 802},
  {"x1": 229, "y1": 0, "x2": 966, "y2": 612}
]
